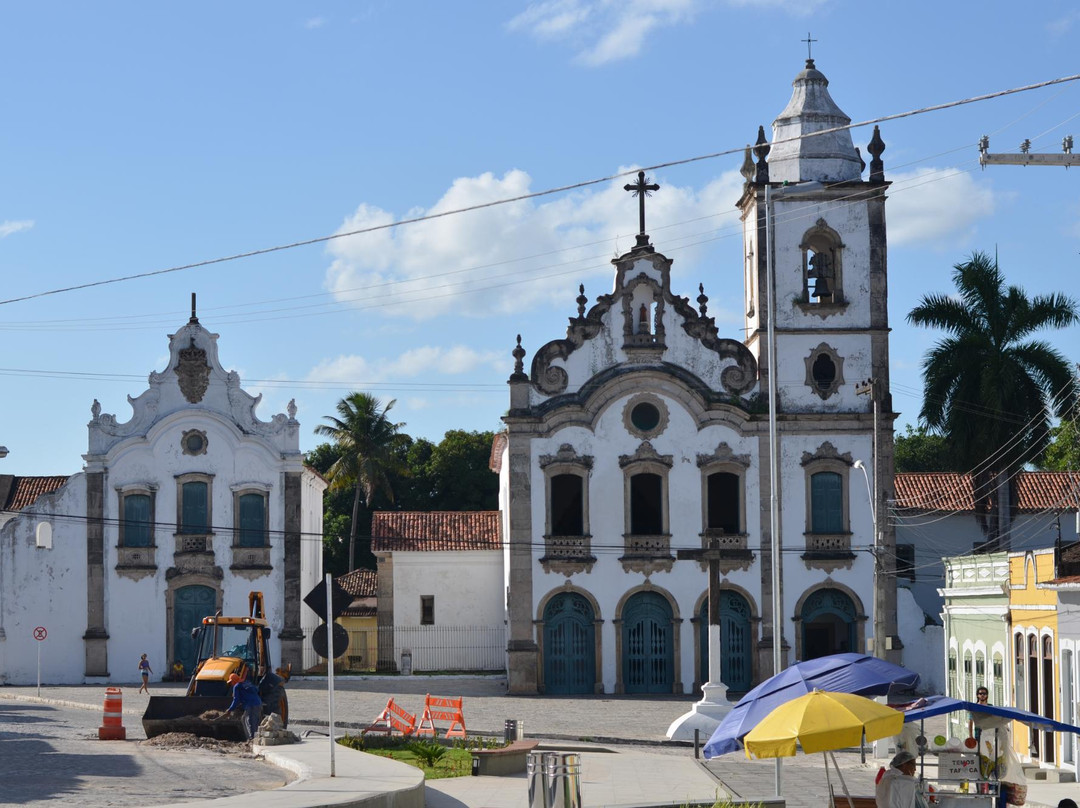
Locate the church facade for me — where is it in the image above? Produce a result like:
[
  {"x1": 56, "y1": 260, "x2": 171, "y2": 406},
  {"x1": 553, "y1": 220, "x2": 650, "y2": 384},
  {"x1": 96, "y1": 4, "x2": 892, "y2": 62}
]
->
[
  {"x1": 495, "y1": 59, "x2": 900, "y2": 695},
  {"x1": 0, "y1": 307, "x2": 325, "y2": 685}
]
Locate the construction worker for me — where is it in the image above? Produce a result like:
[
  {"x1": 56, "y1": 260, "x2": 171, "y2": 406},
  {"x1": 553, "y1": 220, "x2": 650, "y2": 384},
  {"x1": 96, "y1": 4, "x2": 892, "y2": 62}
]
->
[{"x1": 222, "y1": 673, "x2": 262, "y2": 740}]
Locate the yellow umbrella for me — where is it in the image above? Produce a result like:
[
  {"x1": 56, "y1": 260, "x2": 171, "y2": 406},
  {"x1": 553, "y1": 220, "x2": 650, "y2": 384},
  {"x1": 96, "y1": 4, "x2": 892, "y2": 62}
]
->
[{"x1": 744, "y1": 689, "x2": 904, "y2": 758}]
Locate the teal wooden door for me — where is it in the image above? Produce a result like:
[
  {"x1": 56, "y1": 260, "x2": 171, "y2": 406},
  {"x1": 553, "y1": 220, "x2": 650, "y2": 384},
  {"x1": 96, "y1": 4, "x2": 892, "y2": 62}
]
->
[
  {"x1": 173, "y1": 585, "x2": 216, "y2": 671},
  {"x1": 543, "y1": 593, "x2": 595, "y2": 695},
  {"x1": 623, "y1": 592, "x2": 673, "y2": 694},
  {"x1": 698, "y1": 591, "x2": 752, "y2": 692}
]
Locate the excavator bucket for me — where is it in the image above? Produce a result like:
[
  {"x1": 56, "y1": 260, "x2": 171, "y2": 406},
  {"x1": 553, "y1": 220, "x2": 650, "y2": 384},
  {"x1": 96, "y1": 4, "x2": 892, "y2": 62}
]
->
[{"x1": 142, "y1": 696, "x2": 250, "y2": 743}]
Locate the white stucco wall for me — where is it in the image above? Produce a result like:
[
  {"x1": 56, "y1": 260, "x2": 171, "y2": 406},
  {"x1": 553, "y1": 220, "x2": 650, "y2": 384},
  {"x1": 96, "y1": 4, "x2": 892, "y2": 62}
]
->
[
  {"x1": 0, "y1": 475, "x2": 87, "y2": 684},
  {"x1": 897, "y1": 586, "x2": 944, "y2": 695}
]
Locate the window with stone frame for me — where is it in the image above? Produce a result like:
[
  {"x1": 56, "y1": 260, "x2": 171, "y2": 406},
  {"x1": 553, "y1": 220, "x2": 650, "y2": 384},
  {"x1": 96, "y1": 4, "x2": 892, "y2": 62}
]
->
[
  {"x1": 421, "y1": 595, "x2": 435, "y2": 626},
  {"x1": 619, "y1": 442, "x2": 673, "y2": 572},
  {"x1": 895, "y1": 543, "x2": 916, "y2": 581},
  {"x1": 235, "y1": 491, "x2": 268, "y2": 548},
  {"x1": 176, "y1": 474, "x2": 213, "y2": 544},
  {"x1": 705, "y1": 472, "x2": 741, "y2": 534},
  {"x1": 550, "y1": 473, "x2": 585, "y2": 536},
  {"x1": 800, "y1": 443, "x2": 854, "y2": 559},
  {"x1": 120, "y1": 490, "x2": 155, "y2": 548}
]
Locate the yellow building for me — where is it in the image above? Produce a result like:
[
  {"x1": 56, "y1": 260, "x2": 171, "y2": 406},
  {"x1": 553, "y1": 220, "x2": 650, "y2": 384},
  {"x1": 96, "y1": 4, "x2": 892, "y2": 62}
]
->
[
  {"x1": 335, "y1": 568, "x2": 378, "y2": 672},
  {"x1": 1008, "y1": 548, "x2": 1058, "y2": 766}
]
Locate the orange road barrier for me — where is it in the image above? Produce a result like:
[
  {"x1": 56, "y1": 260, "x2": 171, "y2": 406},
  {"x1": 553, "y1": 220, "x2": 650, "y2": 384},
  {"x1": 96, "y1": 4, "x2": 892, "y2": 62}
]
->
[
  {"x1": 363, "y1": 698, "x2": 416, "y2": 736},
  {"x1": 98, "y1": 687, "x2": 127, "y2": 740},
  {"x1": 416, "y1": 694, "x2": 466, "y2": 738}
]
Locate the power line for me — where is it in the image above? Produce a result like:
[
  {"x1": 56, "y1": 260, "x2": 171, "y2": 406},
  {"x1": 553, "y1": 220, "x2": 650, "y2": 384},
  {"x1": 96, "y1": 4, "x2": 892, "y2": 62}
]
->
[{"x1": 3, "y1": 71, "x2": 1080, "y2": 308}]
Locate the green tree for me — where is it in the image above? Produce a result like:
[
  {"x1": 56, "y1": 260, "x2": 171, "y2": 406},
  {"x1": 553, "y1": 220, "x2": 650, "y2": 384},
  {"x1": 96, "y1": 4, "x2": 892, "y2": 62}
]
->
[
  {"x1": 314, "y1": 394, "x2": 405, "y2": 571},
  {"x1": 423, "y1": 430, "x2": 499, "y2": 510},
  {"x1": 907, "y1": 251, "x2": 1079, "y2": 549},
  {"x1": 894, "y1": 424, "x2": 965, "y2": 473},
  {"x1": 1040, "y1": 417, "x2": 1080, "y2": 471}
]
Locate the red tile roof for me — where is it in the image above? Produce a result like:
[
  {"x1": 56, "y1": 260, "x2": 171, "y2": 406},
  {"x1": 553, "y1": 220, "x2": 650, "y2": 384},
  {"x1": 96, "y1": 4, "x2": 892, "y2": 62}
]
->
[
  {"x1": 2, "y1": 476, "x2": 70, "y2": 511},
  {"x1": 336, "y1": 568, "x2": 377, "y2": 598},
  {"x1": 371, "y1": 511, "x2": 502, "y2": 552},
  {"x1": 895, "y1": 471, "x2": 1080, "y2": 513}
]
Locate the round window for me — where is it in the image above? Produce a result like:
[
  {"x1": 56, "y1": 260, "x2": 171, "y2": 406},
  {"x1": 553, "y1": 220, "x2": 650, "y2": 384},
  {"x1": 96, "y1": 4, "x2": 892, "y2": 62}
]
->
[
  {"x1": 185, "y1": 433, "x2": 205, "y2": 453},
  {"x1": 630, "y1": 402, "x2": 661, "y2": 432}
]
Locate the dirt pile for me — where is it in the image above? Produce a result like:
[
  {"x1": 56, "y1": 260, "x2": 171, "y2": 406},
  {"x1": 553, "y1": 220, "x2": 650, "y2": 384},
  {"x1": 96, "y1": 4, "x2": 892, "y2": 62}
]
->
[{"x1": 142, "y1": 732, "x2": 255, "y2": 756}]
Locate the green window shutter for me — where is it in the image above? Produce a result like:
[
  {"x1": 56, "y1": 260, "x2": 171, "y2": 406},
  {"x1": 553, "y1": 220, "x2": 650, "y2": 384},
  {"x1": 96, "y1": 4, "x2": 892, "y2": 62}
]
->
[
  {"x1": 238, "y1": 493, "x2": 265, "y2": 547},
  {"x1": 124, "y1": 494, "x2": 152, "y2": 547},
  {"x1": 181, "y1": 481, "x2": 208, "y2": 534},
  {"x1": 811, "y1": 472, "x2": 843, "y2": 533}
]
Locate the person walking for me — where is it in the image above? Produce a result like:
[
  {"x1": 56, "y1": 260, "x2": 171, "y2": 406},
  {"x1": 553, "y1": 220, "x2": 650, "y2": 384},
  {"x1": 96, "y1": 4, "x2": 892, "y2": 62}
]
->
[
  {"x1": 223, "y1": 672, "x2": 262, "y2": 740},
  {"x1": 138, "y1": 654, "x2": 153, "y2": 693}
]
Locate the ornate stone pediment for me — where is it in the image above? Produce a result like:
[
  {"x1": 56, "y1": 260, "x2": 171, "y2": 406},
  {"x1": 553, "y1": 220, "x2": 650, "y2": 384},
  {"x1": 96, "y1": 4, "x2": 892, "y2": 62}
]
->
[
  {"x1": 539, "y1": 444, "x2": 594, "y2": 470},
  {"x1": 800, "y1": 441, "x2": 853, "y2": 467},
  {"x1": 618, "y1": 440, "x2": 673, "y2": 469},
  {"x1": 697, "y1": 442, "x2": 752, "y2": 469}
]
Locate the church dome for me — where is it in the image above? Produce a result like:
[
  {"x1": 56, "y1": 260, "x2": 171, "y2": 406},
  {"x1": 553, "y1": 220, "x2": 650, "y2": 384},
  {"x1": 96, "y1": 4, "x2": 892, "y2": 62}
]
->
[{"x1": 768, "y1": 59, "x2": 862, "y2": 183}]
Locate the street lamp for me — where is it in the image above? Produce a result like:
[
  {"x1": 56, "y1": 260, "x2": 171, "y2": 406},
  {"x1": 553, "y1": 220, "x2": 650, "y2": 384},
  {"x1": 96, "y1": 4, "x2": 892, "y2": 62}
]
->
[
  {"x1": 764, "y1": 179, "x2": 822, "y2": 797},
  {"x1": 853, "y1": 458, "x2": 883, "y2": 661}
]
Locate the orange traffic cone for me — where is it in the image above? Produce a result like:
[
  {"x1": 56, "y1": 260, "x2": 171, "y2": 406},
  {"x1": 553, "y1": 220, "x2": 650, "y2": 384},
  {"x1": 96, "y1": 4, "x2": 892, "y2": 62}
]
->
[{"x1": 98, "y1": 687, "x2": 126, "y2": 740}]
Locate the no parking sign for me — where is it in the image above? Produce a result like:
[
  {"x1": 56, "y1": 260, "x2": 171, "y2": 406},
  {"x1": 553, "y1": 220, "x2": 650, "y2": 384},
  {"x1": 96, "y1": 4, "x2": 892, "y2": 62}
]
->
[
  {"x1": 34, "y1": 626, "x2": 47, "y2": 641},
  {"x1": 33, "y1": 626, "x2": 47, "y2": 695}
]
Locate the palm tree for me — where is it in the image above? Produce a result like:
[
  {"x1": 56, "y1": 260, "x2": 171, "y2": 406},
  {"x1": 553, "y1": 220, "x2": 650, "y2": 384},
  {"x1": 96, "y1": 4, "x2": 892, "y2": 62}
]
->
[
  {"x1": 907, "y1": 251, "x2": 1079, "y2": 550},
  {"x1": 315, "y1": 393, "x2": 405, "y2": 571}
]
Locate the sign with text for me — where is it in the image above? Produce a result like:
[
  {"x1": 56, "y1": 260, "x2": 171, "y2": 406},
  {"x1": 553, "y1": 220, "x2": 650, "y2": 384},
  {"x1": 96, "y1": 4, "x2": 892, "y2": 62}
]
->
[{"x1": 936, "y1": 752, "x2": 980, "y2": 781}]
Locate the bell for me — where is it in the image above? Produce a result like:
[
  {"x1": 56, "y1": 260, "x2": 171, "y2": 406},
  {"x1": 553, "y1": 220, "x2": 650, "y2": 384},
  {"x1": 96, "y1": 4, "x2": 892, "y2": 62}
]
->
[{"x1": 811, "y1": 275, "x2": 833, "y2": 299}]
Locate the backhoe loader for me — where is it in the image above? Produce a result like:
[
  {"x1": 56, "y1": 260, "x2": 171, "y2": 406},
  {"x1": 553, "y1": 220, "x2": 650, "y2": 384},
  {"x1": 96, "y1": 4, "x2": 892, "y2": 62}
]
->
[{"x1": 142, "y1": 591, "x2": 290, "y2": 742}]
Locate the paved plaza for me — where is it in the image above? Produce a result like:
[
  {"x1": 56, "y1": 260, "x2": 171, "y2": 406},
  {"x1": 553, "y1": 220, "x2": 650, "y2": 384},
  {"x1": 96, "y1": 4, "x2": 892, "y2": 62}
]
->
[{"x1": 1, "y1": 676, "x2": 1075, "y2": 808}]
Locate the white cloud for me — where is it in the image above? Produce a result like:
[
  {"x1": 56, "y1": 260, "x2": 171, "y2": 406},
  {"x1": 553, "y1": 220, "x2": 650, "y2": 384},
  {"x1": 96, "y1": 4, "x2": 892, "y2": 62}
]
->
[
  {"x1": 307, "y1": 345, "x2": 503, "y2": 384},
  {"x1": 725, "y1": 0, "x2": 829, "y2": 14},
  {"x1": 305, "y1": 16, "x2": 326, "y2": 29},
  {"x1": 1047, "y1": 11, "x2": 1080, "y2": 37},
  {"x1": 885, "y1": 168, "x2": 997, "y2": 248},
  {"x1": 0, "y1": 220, "x2": 34, "y2": 238},
  {"x1": 507, "y1": 0, "x2": 698, "y2": 65},
  {"x1": 324, "y1": 166, "x2": 747, "y2": 320}
]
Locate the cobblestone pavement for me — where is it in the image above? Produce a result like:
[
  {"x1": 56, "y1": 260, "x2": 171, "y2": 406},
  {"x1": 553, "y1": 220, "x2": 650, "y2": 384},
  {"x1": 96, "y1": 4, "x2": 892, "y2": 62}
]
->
[{"x1": 1, "y1": 676, "x2": 885, "y2": 807}]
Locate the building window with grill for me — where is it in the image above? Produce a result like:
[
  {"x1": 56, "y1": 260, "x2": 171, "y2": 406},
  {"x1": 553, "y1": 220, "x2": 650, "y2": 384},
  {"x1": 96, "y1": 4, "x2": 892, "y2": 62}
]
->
[
  {"x1": 993, "y1": 655, "x2": 1004, "y2": 706},
  {"x1": 948, "y1": 652, "x2": 958, "y2": 697},
  {"x1": 896, "y1": 544, "x2": 916, "y2": 581},
  {"x1": 420, "y1": 595, "x2": 435, "y2": 626},
  {"x1": 619, "y1": 442, "x2": 673, "y2": 573}
]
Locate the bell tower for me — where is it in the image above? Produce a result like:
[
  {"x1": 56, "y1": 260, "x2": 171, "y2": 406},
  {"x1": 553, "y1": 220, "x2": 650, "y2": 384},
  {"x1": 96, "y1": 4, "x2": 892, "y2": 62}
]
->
[{"x1": 737, "y1": 58, "x2": 900, "y2": 663}]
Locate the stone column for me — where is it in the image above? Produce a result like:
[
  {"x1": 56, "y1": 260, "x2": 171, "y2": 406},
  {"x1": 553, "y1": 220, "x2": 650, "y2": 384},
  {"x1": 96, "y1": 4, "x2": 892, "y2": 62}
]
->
[
  {"x1": 278, "y1": 471, "x2": 304, "y2": 671},
  {"x1": 375, "y1": 553, "x2": 396, "y2": 672},
  {"x1": 506, "y1": 434, "x2": 538, "y2": 693},
  {"x1": 84, "y1": 470, "x2": 109, "y2": 677}
]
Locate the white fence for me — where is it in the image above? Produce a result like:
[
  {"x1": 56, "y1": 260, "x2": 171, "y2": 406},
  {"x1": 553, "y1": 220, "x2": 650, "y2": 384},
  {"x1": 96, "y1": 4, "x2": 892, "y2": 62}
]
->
[{"x1": 336, "y1": 625, "x2": 506, "y2": 673}]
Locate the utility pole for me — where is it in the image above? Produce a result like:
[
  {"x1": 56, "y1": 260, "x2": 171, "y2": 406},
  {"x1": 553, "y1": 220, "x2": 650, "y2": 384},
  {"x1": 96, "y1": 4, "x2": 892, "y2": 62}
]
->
[
  {"x1": 979, "y1": 135, "x2": 1079, "y2": 168},
  {"x1": 856, "y1": 378, "x2": 899, "y2": 662}
]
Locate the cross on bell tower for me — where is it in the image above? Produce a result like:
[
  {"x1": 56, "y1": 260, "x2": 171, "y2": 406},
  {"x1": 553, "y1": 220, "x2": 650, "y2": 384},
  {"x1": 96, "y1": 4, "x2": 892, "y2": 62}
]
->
[{"x1": 624, "y1": 170, "x2": 660, "y2": 252}]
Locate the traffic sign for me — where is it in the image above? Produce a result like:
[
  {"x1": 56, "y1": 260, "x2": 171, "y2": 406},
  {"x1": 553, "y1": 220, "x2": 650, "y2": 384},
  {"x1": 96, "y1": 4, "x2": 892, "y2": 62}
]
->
[
  {"x1": 312, "y1": 622, "x2": 350, "y2": 659},
  {"x1": 33, "y1": 626, "x2": 47, "y2": 641},
  {"x1": 303, "y1": 578, "x2": 353, "y2": 622}
]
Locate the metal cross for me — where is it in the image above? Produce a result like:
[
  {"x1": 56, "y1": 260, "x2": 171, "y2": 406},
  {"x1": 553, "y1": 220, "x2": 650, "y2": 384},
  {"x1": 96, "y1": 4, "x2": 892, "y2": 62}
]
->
[
  {"x1": 623, "y1": 170, "x2": 660, "y2": 236},
  {"x1": 803, "y1": 32, "x2": 817, "y2": 60}
]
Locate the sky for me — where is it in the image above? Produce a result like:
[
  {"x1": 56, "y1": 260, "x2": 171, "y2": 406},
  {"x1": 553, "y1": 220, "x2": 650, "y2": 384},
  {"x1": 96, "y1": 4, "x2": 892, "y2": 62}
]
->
[{"x1": 3, "y1": 1, "x2": 1080, "y2": 477}]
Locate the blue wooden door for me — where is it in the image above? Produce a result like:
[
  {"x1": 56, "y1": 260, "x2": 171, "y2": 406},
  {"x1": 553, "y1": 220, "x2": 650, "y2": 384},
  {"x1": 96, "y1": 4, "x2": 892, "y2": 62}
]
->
[
  {"x1": 623, "y1": 592, "x2": 673, "y2": 694},
  {"x1": 173, "y1": 585, "x2": 216, "y2": 672},
  {"x1": 698, "y1": 592, "x2": 752, "y2": 692},
  {"x1": 543, "y1": 593, "x2": 595, "y2": 695}
]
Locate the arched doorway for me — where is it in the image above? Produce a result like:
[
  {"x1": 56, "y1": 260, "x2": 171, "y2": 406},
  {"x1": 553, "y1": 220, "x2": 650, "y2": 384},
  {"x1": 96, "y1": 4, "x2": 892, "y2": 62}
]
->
[
  {"x1": 622, "y1": 591, "x2": 673, "y2": 694},
  {"x1": 542, "y1": 592, "x2": 596, "y2": 695},
  {"x1": 173, "y1": 585, "x2": 217, "y2": 673},
  {"x1": 698, "y1": 591, "x2": 753, "y2": 692},
  {"x1": 800, "y1": 588, "x2": 856, "y2": 661}
]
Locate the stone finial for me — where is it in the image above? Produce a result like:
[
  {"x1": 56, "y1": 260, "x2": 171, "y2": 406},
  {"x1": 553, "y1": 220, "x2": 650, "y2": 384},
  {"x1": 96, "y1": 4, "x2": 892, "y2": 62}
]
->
[
  {"x1": 287, "y1": 398, "x2": 297, "y2": 419},
  {"x1": 91, "y1": 399, "x2": 101, "y2": 419},
  {"x1": 510, "y1": 335, "x2": 528, "y2": 382},
  {"x1": 753, "y1": 125, "x2": 770, "y2": 184},
  {"x1": 698, "y1": 283, "x2": 709, "y2": 317},
  {"x1": 868, "y1": 125, "x2": 886, "y2": 182},
  {"x1": 740, "y1": 146, "x2": 755, "y2": 182},
  {"x1": 576, "y1": 284, "x2": 588, "y2": 318}
]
